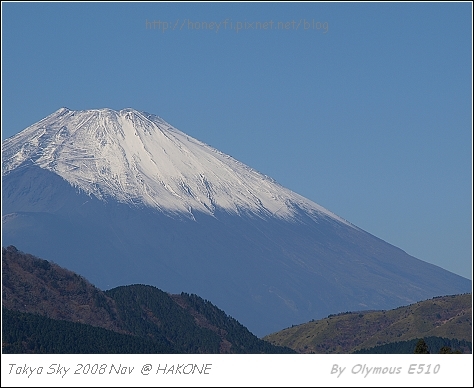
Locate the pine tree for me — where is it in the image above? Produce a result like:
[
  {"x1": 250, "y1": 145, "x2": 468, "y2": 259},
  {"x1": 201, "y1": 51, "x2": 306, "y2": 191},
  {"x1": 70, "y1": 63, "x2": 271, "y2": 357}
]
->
[{"x1": 414, "y1": 338, "x2": 429, "y2": 354}]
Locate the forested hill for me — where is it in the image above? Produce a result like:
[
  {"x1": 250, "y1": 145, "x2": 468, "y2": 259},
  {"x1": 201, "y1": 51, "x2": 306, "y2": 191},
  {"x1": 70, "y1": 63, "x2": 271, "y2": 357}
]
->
[
  {"x1": 2, "y1": 246, "x2": 123, "y2": 332},
  {"x1": 2, "y1": 246, "x2": 294, "y2": 354}
]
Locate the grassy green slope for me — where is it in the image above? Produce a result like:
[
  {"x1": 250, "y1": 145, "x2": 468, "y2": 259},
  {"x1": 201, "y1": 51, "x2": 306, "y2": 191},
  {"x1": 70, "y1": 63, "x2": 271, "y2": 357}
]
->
[{"x1": 263, "y1": 294, "x2": 472, "y2": 354}]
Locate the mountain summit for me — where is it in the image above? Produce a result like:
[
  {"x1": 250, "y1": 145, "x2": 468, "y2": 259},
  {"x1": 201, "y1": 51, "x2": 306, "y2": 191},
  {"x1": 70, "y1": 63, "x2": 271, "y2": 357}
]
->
[
  {"x1": 2, "y1": 107, "x2": 351, "y2": 224},
  {"x1": 2, "y1": 108, "x2": 471, "y2": 336}
]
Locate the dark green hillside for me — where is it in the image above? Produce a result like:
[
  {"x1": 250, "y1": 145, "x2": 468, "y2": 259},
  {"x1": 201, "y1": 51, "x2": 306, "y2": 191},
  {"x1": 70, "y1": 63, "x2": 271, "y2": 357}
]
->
[
  {"x1": 176, "y1": 292, "x2": 294, "y2": 353},
  {"x1": 264, "y1": 294, "x2": 472, "y2": 354},
  {"x1": 105, "y1": 285, "x2": 295, "y2": 354},
  {"x1": 2, "y1": 308, "x2": 174, "y2": 354},
  {"x1": 105, "y1": 285, "x2": 221, "y2": 353}
]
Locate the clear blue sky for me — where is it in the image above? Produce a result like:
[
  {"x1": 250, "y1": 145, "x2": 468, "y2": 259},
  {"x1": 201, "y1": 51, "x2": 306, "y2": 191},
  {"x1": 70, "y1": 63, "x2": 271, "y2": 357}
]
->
[{"x1": 2, "y1": 2, "x2": 472, "y2": 280}]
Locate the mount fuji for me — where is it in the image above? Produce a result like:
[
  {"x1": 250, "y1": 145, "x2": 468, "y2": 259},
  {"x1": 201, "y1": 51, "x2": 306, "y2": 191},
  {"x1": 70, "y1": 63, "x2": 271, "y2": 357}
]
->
[{"x1": 2, "y1": 107, "x2": 471, "y2": 336}]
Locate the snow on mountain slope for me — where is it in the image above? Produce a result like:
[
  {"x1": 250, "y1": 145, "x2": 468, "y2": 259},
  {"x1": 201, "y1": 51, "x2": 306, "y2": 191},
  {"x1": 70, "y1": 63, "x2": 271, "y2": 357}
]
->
[{"x1": 2, "y1": 107, "x2": 354, "y2": 226}]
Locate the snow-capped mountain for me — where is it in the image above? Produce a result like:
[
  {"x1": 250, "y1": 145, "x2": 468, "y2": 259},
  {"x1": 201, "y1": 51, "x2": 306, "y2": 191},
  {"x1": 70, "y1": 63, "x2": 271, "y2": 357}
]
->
[
  {"x1": 2, "y1": 107, "x2": 351, "y2": 224},
  {"x1": 2, "y1": 108, "x2": 471, "y2": 336}
]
